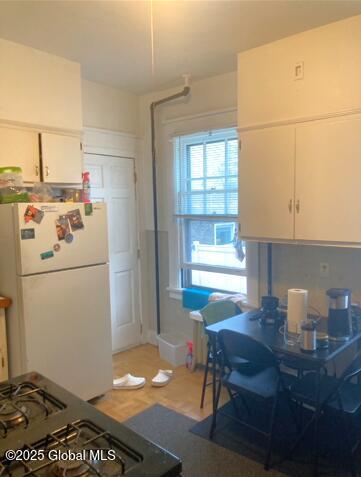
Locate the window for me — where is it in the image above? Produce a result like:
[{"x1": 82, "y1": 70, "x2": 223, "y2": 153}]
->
[
  {"x1": 173, "y1": 127, "x2": 256, "y2": 296},
  {"x1": 214, "y1": 223, "x2": 235, "y2": 245}
]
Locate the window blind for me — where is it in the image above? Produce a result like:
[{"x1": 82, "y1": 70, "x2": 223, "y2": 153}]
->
[{"x1": 174, "y1": 128, "x2": 238, "y2": 218}]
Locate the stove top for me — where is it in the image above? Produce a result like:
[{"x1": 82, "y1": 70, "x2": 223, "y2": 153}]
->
[
  {"x1": 0, "y1": 374, "x2": 181, "y2": 477},
  {"x1": 0, "y1": 382, "x2": 66, "y2": 438},
  {"x1": 2, "y1": 420, "x2": 143, "y2": 477}
]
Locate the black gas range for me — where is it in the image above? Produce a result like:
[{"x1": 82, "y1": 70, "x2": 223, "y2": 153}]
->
[{"x1": 0, "y1": 373, "x2": 181, "y2": 477}]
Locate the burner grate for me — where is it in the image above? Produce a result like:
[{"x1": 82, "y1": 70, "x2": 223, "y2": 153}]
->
[
  {"x1": 0, "y1": 383, "x2": 66, "y2": 438},
  {"x1": 1, "y1": 420, "x2": 143, "y2": 477}
]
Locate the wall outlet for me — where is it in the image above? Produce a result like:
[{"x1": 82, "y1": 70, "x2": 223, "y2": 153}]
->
[{"x1": 320, "y1": 262, "x2": 330, "y2": 278}]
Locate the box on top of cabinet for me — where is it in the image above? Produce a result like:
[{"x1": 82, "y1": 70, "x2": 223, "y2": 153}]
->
[
  {"x1": 0, "y1": 38, "x2": 82, "y2": 132},
  {"x1": 238, "y1": 14, "x2": 361, "y2": 129}
]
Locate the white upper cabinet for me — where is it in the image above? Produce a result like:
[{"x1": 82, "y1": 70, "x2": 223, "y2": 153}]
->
[
  {"x1": 238, "y1": 115, "x2": 361, "y2": 244},
  {"x1": 237, "y1": 14, "x2": 361, "y2": 245},
  {"x1": 295, "y1": 116, "x2": 361, "y2": 243},
  {"x1": 40, "y1": 133, "x2": 83, "y2": 184},
  {"x1": 238, "y1": 15, "x2": 361, "y2": 129},
  {"x1": 0, "y1": 39, "x2": 83, "y2": 185},
  {"x1": 239, "y1": 126, "x2": 295, "y2": 240},
  {"x1": 0, "y1": 39, "x2": 82, "y2": 131},
  {"x1": 0, "y1": 127, "x2": 40, "y2": 183}
]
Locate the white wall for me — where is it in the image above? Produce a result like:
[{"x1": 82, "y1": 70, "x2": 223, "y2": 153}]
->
[
  {"x1": 82, "y1": 71, "x2": 232, "y2": 339},
  {"x1": 82, "y1": 79, "x2": 138, "y2": 134},
  {"x1": 137, "y1": 71, "x2": 238, "y2": 339},
  {"x1": 137, "y1": 69, "x2": 361, "y2": 342},
  {"x1": 138, "y1": 71, "x2": 237, "y2": 232},
  {"x1": 259, "y1": 244, "x2": 361, "y2": 316},
  {"x1": 80, "y1": 69, "x2": 361, "y2": 344}
]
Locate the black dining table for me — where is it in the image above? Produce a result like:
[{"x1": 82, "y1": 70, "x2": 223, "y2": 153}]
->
[{"x1": 205, "y1": 309, "x2": 361, "y2": 475}]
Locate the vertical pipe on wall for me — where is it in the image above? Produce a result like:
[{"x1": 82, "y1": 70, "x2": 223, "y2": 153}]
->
[
  {"x1": 150, "y1": 103, "x2": 161, "y2": 335},
  {"x1": 150, "y1": 85, "x2": 191, "y2": 335}
]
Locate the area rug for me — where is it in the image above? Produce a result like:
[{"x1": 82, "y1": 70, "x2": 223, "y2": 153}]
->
[
  {"x1": 190, "y1": 397, "x2": 359, "y2": 477},
  {"x1": 124, "y1": 403, "x2": 286, "y2": 477}
]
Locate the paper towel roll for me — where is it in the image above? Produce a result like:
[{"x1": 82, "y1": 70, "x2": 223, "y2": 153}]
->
[{"x1": 287, "y1": 289, "x2": 308, "y2": 333}]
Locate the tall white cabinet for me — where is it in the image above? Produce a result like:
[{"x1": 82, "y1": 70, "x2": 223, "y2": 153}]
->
[{"x1": 238, "y1": 14, "x2": 361, "y2": 246}]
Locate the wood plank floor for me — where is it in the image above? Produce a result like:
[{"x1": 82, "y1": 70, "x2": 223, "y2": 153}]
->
[{"x1": 95, "y1": 344, "x2": 226, "y2": 422}]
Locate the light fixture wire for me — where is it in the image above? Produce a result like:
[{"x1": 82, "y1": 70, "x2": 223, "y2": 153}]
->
[{"x1": 150, "y1": 0, "x2": 155, "y2": 77}]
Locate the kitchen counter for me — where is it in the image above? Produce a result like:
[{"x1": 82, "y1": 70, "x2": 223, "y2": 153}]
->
[{"x1": 0, "y1": 296, "x2": 11, "y2": 308}]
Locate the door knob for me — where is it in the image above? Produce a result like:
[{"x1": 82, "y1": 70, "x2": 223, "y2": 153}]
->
[
  {"x1": 45, "y1": 166, "x2": 50, "y2": 177},
  {"x1": 295, "y1": 199, "x2": 300, "y2": 213}
]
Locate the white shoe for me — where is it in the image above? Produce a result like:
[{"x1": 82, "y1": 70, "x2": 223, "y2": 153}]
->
[
  {"x1": 112, "y1": 373, "x2": 146, "y2": 390},
  {"x1": 151, "y1": 369, "x2": 173, "y2": 387}
]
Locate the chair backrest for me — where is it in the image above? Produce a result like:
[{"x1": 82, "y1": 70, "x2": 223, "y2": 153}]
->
[
  {"x1": 218, "y1": 329, "x2": 278, "y2": 370},
  {"x1": 200, "y1": 300, "x2": 241, "y2": 327},
  {"x1": 321, "y1": 348, "x2": 361, "y2": 408},
  {"x1": 340, "y1": 348, "x2": 361, "y2": 383}
]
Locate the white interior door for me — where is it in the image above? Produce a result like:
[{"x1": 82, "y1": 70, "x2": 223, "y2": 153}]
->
[{"x1": 84, "y1": 153, "x2": 140, "y2": 352}]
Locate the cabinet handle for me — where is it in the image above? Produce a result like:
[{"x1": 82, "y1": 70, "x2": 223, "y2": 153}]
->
[
  {"x1": 35, "y1": 165, "x2": 39, "y2": 176},
  {"x1": 288, "y1": 199, "x2": 293, "y2": 213},
  {"x1": 295, "y1": 199, "x2": 300, "y2": 213},
  {"x1": 45, "y1": 166, "x2": 49, "y2": 177}
]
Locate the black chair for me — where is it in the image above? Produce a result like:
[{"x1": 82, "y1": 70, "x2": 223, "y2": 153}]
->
[
  {"x1": 210, "y1": 329, "x2": 298, "y2": 470},
  {"x1": 199, "y1": 300, "x2": 243, "y2": 409},
  {"x1": 290, "y1": 348, "x2": 361, "y2": 477},
  {"x1": 281, "y1": 356, "x2": 328, "y2": 379}
]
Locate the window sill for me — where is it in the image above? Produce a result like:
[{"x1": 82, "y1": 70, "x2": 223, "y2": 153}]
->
[
  {"x1": 166, "y1": 287, "x2": 184, "y2": 301},
  {"x1": 166, "y1": 286, "x2": 258, "y2": 312}
]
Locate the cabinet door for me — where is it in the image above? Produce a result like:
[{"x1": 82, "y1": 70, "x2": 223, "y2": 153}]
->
[
  {"x1": 238, "y1": 15, "x2": 361, "y2": 128},
  {"x1": 41, "y1": 133, "x2": 83, "y2": 184},
  {"x1": 0, "y1": 39, "x2": 82, "y2": 131},
  {"x1": 0, "y1": 127, "x2": 40, "y2": 182},
  {"x1": 239, "y1": 126, "x2": 295, "y2": 240},
  {"x1": 295, "y1": 117, "x2": 361, "y2": 243}
]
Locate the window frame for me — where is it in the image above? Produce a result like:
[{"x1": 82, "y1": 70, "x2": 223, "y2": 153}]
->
[
  {"x1": 169, "y1": 126, "x2": 259, "y2": 304},
  {"x1": 175, "y1": 223, "x2": 259, "y2": 301},
  {"x1": 176, "y1": 129, "x2": 239, "y2": 218},
  {"x1": 179, "y1": 217, "x2": 246, "y2": 277}
]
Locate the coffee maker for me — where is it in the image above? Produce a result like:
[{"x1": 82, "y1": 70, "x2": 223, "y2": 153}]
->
[
  {"x1": 258, "y1": 295, "x2": 280, "y2": 325},
  {"x1": 327, "y1": 288, "x2": 352, "y2": 341}
]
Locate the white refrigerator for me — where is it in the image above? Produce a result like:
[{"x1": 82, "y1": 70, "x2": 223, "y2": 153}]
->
[{"x1": 0, "y1": 202, "x2": 113, "y2": 400}]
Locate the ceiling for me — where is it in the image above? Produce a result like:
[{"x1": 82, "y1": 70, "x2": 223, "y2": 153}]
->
[{"x1": 0, "y1": 0, "x2": 361, "y2": 94}]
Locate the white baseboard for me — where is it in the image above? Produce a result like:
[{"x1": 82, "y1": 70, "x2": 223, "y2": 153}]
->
[{"x1": 147, "y1": 329, "x2": 158, "y2": 346}]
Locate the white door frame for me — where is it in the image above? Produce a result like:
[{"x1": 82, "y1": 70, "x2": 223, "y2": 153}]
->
[{"x1": 83, "y1": 127, "x2": 144, "y2": 350}]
